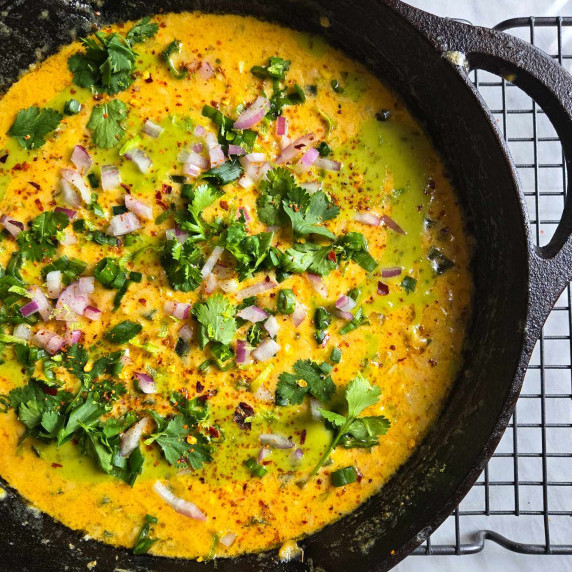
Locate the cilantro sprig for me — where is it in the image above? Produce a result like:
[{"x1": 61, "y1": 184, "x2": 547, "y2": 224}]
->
[
  {"x1": 276, "y1": 359, "x2": 336, "y2": 406},
  {"x1": 8, "y1": 106, "x2": 62, "y2": 150},
  {"x1": 309, "y1": 374, "x2": 390, "y2": 479},
  {"x1": 87, "y1": 99, "x2": 128, "y2": 149},
  {"x1": 16, "y1": 211, "x2": 69, "y2": 262}
]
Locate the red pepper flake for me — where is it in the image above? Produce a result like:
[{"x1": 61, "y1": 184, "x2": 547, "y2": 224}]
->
[
  {"x1": 121, "y1": 183, "x2": 132, "y2": 193},
  {"x1": 145, "y1": 75, "x2": 154, "y2": 83},
  {"x1": 161, "y1": 184, "x2": 173, "y2": 195},
  {"x1": 300, "y1": 429, "x2": 307, "y2": 445},
  {"x1": 207, "y1": 426, "x2": 220, "y2": 438},
  {"x1": 356, "y1": 467, "x2": 363, "y2": 483},
  {"x1": 327, "y1": 250, "x2": 337, "y2": 262},
  {"x1": 34, "y1": 198, "x2": 44, "y2": 211},
  {"x1": 233, "y1": 402, "x2": 255, "y2": 430},
  {"x1": 220, "y1": 200, "x2": 229, "y2": 211},
  {"x1": 138, "y1": 298, "x2": 147, "y2": 305},
  {"x1": 29, "y1": 181, "x2": 41, "y2": 190},
  {"x1": 0, "y1": 153, "x2": 9, "y2": 164},
  {"x1": 196, "y1": 381, "x2": 205, "y2": 393},
  {"x1": 51, "y1": 463, "x2": 63, "y2": 468},
  {"x1": 12, "y1": 162, "x2": 30, "y2": 171},
  {"x1": 377, "y1": 281, "x2": 389, "y2": 296}
]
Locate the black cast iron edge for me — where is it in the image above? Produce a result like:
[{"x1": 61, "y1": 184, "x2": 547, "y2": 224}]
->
[{"x1": 374, "y1": 2, "x2": 572, "y2": 569}]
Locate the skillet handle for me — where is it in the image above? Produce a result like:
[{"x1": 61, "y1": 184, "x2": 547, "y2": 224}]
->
[{"x1": 427, "y1": 16, "x2": 572, "y2": 322}]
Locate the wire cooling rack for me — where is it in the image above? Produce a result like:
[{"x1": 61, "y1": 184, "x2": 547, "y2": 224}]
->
[{"x1": 411, "y1": 16, "x2": 572, "y2": 558}]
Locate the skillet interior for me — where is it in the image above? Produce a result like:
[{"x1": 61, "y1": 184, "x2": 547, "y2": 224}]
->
[{"x1": 0, "y1": 1, "x2": 530, "y2": 570}]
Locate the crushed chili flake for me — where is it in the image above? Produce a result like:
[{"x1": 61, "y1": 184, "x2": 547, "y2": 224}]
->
[
  {"x1": 327, "y1": 250, "x2": 337, "y2": 262},
  {"x1": 29, "y1": 181, "x2": 41, "y2": 190},
  {"x1": 377, "y1": 281, "x2": 389, "y2": 296},
  {"x1": 51, "y1": 463, "x2": 63, "y2": 468},
  {"x1": 233, "y1": 401, "x2": 254, "y2": 430},
  {"x1": 196, "y1": 381, "x2": 205, "y2": 393},
  {"x1": 34, "y1": 198, "x2": 44, "y2": 211},
  {"x1": 300, "y1": 429, "x2": 307, "y2": 445},
  {"x1": 0, "y1": 153, "x2": 8, "y2": 164}
]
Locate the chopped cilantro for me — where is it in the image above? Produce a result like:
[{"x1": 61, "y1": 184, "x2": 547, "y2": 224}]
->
[
  {"x1": 160, "y1": 239, "x2": 203, "y2": 292},
  {"x1": 339, "y1": 307, "x2": 369, "y2": 335},
  {"x1": 192, "y1": 293, "x2": 237, "y2": 348},
  {"x1": 162, "y1": 39, "x2": 188, "y2": 79},
  {"x1": 16, "y1": 211, "x2": 69, "y2": 261},
  {"x1": 251, "y1": 57, "x2": 291, "y2": 80},
  {"x1": 401, "y1": 275, "x2": 417, "y2": 293},
  {"x1": 176, "y1": 183, "x2": 223, "y2": 242},
  {"x1": 133, "y1": 514, "x2": 159, "y2": 555},
  {"x1": 276, "y1": 359, "x2": 336, "y2": 406},
  {"x1": 202, "y1": 159, "x2": 243, "y2": 186},
  {"x1": 8, "y1": 106, "x2": 62, "y2": 150},
  {"x1": 87, "y1": 99, "x2": 128, "y2": 149},
  {"x1": 126, "y1": 17, "x2": 159, "y2": 44}
]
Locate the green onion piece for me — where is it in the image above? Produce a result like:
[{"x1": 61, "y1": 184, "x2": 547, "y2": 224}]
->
[
  {"x1": 87, "y1": 172, "x2": 100, "y2": 189},
  {"x1": 199, "y1": 359, "x2": 212, "y2": 372},
  {"x1": 330, "y1": 347, "x2": 342, "y2": 363},
  {"x1": 277, "y1": 289, "x2": 296, "y2": 314},
  {"x1": 401, "y1": 276, "x2": 417, "y2": 293},
  {"x1": 244, "y1": 457, "x2": 267, "y2": 478},
  {"x1": 162, "y1": 40, "x2": 188, "y2": 79},
  {"x1": 105, "y1": 321, "x2": 142, "y2": 344},
  {"x1": 320, "y1": 362, "x2": 333, "y2": 374},
  {"x1": 317, "y1": 141, "x2": 331, "y2": 156},
  {"x1": 64, "y1": 99, "x2": 82, "y2": 115},
  {"x1": 112, "y1": 205, "x2": 128, "y2": 216},
  {"x1": 331, "y1": 466, "x2": 357, "y2": 487},
  {"x1": 314, "y1": 307, "x2": 332, "y2": 330},
  {"x1": 331, "y1": 79, "x2": 345, "y2": 93}
]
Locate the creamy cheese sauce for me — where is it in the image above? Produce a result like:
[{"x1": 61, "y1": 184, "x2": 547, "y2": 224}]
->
[{"x1": 0, "y1": 12, "x2": 472, "y2": 560}]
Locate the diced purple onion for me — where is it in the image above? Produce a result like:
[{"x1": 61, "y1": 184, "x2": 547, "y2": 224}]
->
[
  {"x1": 244, "y1": 152, "x2": 265, "y2": 163},
  {"x1": 33, "y1": 329, "x2": 65, "y2": 355},
  {"x1": 276, "y1": 116, "x2": 288, "y2": 136},
  {"x1": 184, "y1": 151, "x2": 209, "y2": 170},
  {"x1": 259, "y1": 433, "x2": 294, "y2": 449},
  {"x1": 298, "y1": 147, "x2": 320, "y2": 170},
  {"x1": 381, "y1": 214, "x2": 406, "y2": 235},
  {"x1": 124, "y1": 149, "x2": 153, "y2": 174},
  {"x1": 236, "y1": 279, "x2": 278, "y2": 301},
  {"x1": 13, "y1": 324, "x2": 31, "y2": 341},
  {"x1": 334, "y1": 309, "x2": 353, "y2": 321},
  {"x1": 218, "y1": 278, "x2": 238, "y2": 294},
  {"x1": 233, "y1": 96, "x2": 270, "y2": 130},
  {"x1": 0, "y1": 215, "x2": 24, "y2": 238},
  {"x1": 178, "y1": 324, "x2": 194, "y2": 342},
  {"x1": 77, "y1": 277, "x2": 94, "y2": 295},
  {"x1": 203, "y1": 273, "x2": 218, "y2": 294},
  {"x1": 60, "y1": 180, "x2": 82, "y2": 208},
  {"x1": 100, "y1": 165, "x2": 122, "y2": 191},
  {"x1": 163, "y1": 300, "x2": 191, "y2": 320},
  {"x1": 59, "y1": 230, "x2": 77, "y2": 246},
  {"x1": 205, "y1": 132, "x2": 225, "y2": 168},
  {"x1": 60, "y1": 168, "x2": 91, "y2": 203},
  {"x1": 292, "y1": 303, "x2": 306, "y2": 327},
  {"x1": 54, "y1": 207, "x2": 77, "y2": 220},
  {"x1": 20, "y1": 300, "x2": 40, "y2": 318},
  {"x1": 354, "y1": 212, "x2": 381, "y2": 226},
  {"x1": 291, "y1": 448, "x2": 304, "y2": 461},
  {"x1": 28, "y1": 286, "x2": 51, "y2": 321},
  {"x1": 220, "y1": 533, "x2": 237, "y2": 548},
  {"x1": 228, "y1": 144, "x2": 246, "y2": 156},
  {"x1": 142, "y1": 120, "x2": 164, "y2": 138},
  {"x1": 54, "y1": 282, "x2": 89, "y2": 321},
  {"x1": 166, "y1": 228, "x2": 189, "y2": 244},
  {"x1": 64, "y1": 329, "x2": 82, "y2": 346},
  {"x1": 194, "y1": 125, "x2": 206, "y2": 137},
  {"x1": 120, "y1": 418, "x2": 150, "y2": 457},
  {"x1": 238, "y1": 207, "x2": 251, "y2": 222},
  {"x1": 153, "y1": 481, "x2": 206, "y2": 521},
  {"x1": 252, "y1": 338, "x2": 280, "y2": 362},
  {"x1": 134, "y1": 372, "x2": 156, "y2": 394},
  {"x1": 198, "y1": 61, "x2": 215, "y2": 80},
  {"x1": 313, "y1": 157, "x2": 341, "y2": 171},
  {"x1": 183, "y1": 163, "x2": 201, "y2": 178},
  {"x1": 380, "y1": 266, "x2": 402, "y2": 278},
  {"x1": 125, "y1": 194, "x2": 153, "y2": 221},
  {"x1": 237, "y1": 305, "x2": 268, "y2": 323},
  {"x1": 255, "y1": 385, "x2": 273, "y2": 402},
  {"x1": 276, "y1": 133, "x2": 316, "y2": 164},
  {"x1": 235, "y1": 339, "x2": 249, "y2": 364},
  {"x1": 83, "y1": 305, "x2": 101, "y2": 321},
  {"x1": 201, "y1": 246, "x2": 224, "y2": 278},
  {"x1": 336, "y1": 295, "x2": 356, "y2": 312},
  {"x1": 264, "y1": 315, "x2": 279, "y2": 338},
  {"x1": 107, "y1": 212, "x2": 141, "y2": 236},
  {"x1": 258, "y1": 446, "x2": 271, "y2": 463},
  {"x1": 46, "y1": 270, "x2": 63, "y2": 298},
  {"x1": 70, "y1": 145, "x2": 92, "y2": 173},
  {"x1": 239, "y1": 155, "x2": 260, "y2": 180},
  {"x1": 306, "y1": 273, "x2": 328, "y2": 298},
  {"x1": 192, "y1": 143, "x2": 204, "y2": 153}
]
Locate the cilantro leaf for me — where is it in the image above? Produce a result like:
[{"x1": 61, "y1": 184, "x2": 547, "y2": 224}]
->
[
  {"x1": 251, "y1": 57, "x2": 291, "y2": 80},
  {"x1": 16, "y1": 211, "x2": 69, "y2": 261},
  {"x1": 345, "y1": 373, "x2": 381, "y2": 418},
  {"x1": 276, "y1": 359, "x2": 336, "y2": 406},
  {"x1": 283, "y1": 190, "x2": 339, "y2": 239},
  {"x1": 87, "y1": 99, "x2": 128, "y2": 148},
  {"x1": 281, "y1": 242, "x2": 336, "y2": 276},
  {"x1": 160, "y1": 239, "x2": 203, "y2": 292},
  {"x1": 171, "y1": 391, "x2": 209, "y2": 425},
  {"x1": 177, "y1": 183, "x2": 223, "y2": 242},
  {"x1": 126, "y1": 17, "x2": 159, "y2": 44},
  {"x1": 8, "y1": 106, "x2": 62, "y2": 150},
  {"x1": 337, "y1": 232, "x2": 377, "y2": 272},
  {"x1": 340, "y1": 416, "x2": 390, "y2": 448},
  {"x1": 105, "y1": 321, "x2": 142, "y2": 344},
  {"x1": 256, "y1": 168, "x2": 298, "y2": 226},
  {"x1": 192, "y1": 293, "x2": 237, "y2": 347},
  {"x1": 202, "y1": 159, "x2": 243, "y2": 186}
]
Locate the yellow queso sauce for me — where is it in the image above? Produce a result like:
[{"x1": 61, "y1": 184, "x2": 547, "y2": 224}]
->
[{"x1": 0, "y1": 12, "x2": 472, "y2": 561}]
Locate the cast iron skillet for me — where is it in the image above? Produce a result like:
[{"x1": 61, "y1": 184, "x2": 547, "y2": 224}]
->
[{"x1": 0, "y1": 0, "x2": 571, "y2": 570}]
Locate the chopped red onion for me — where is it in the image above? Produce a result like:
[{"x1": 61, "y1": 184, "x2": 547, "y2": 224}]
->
[
  {"x1": 279, "y1": 135, "x2": 292, "y2": 149},
  {"x1": 198, "y1": 60, "x2": 215, "y2": 80},
  {"x1": 54, "y1": 207, "x2": 78, "y2": 220},
  {"x1": 354, "y1": 212, "x2": 381, "y2": 226},
  {"x1": 153, "y1": 481, "x2": 207, "y2": 521},
  {"x1": 334, "y1": 309, "x2": 353, "y2": 321},
  {"x1": 276, "y1": 116, "x2": 288, "y2": 136},
  {"x1": 291, "y1": 448, "x2": 304, "y2": 461},
  {"x1": 28, "y1": 286, "x2": 51, "y2": 321},
  {"x1": 381, "y1": 214, "x2": 406, "y2": 235},
  {"x1": 336, "y1": 295, "x2": 356, "y2": 312},
  {"x1": 77, "y1": 277, "x2": 94, "y2": 295},
  {"x1": 252, "y1": 338, "x2": 280, "y2": 362},
  {"x1": 59, "y1": 230, "x2": 77, "y2": 246},
  {"x1": 83, "y1": 305, "x2": 101, "y2": 321},
  {"x1": 380, "y1": 266, "x2": 402, "y2": 278},
  {"x1": 13, "y1": 324, "x2": 31, "y2": 341},
  {"x1": 203, "y1": 273, "x2": 218, "y2": 294},
  {"x1": 235, "y1": 339, "x2": 249, "y2": 364},
  {"x1": 124, "y1": 149, "x2": 153, "y2": 174},
  {"x1": 254, "y1": 385, "x2": 274, "y2": 402},
  {"x1": 201, "y1": 246, "x2": 224, "y2": 278},
  {"x1": 54, "y1": 282, "x2": 89, "y2": 321},
  {"x1": 259, "y1": 433, "x2": 294, "y2": 449},
  {"x1": 228, "y1": 144, "x2": 246, "y2": 156},
  {"x1": 218, "y1": 278, "x2": 238, "y2": 294},
  {"x1": 64, "y1": 329, "x2": 82, "y2": 346},
  {"x1": 205, "y1": 132, "x2": 225, "y2": 168},
  {"x1": 107, "y1": 212, "x2": 141, "y2": 236},
  {"x1": 60, "y1": 180, "x2": 82, "y2": 208},
  {"x1": 20, "y1": 300, "x2": 40, "y2": 318},
  {"x1": 306, "y1": 273, "x2": 328, "y2": 298},
  {"x1": 258, "y1": 446, "x2": 271, "y2": 463},
  {"x1": 166, "y1": 228, "x2": 189, "y2": 244},
  {"x1": 183, "y1": 163, "x2": 201, "y2": 178},
  {"x1": 134, "y1": 372, "x2": 156, "y2": 394},
  {"x1": 313, "y1": 157, "x2": 341, "y2": 171},
  {"x1": 244, "y1": 152, "x2": 265, "y2": 163},
  {"x1": 298, "y1": 147, "x2": 320, "y2": 170},
  {"x1": 233, "y1": 96, "x2": 270, "y2": 130},
  {"x1": 292, "y1": 303, "x2": 306, "y2": 327},
  {"x1": 163, "y1": 300, "x2": 191, "y2": 320},
  {"x1": 61, "y1": 168, "x2": 91, "y2": 203},
  {"x1": 178, "y1": 324, "x2": 194, "y2": 342},
  {"x1": 236, "y1": 279, "x2": 278, "y2": 300},
  {"x1": 239, "y1": 156, "x2": 260, "y2": 180},
  {"x1": 192, "y1": 143, "x2": 204, "y2": 153},
  {"x1": 70, "y1": 145, "x2": 92, "y2": 173},
  {"x1": 101, "y1": 165, "x2": 121, "y2": 191},
  {"x1": 377, "y1": 281, "x2": 389, "y2": 296},
  {"x1": 184, "y1": 151, "x2": 209, "y2": 170},
  {"x1": 237, "y1": 305, "x2": 268, "y2": 323},
  {"x1": 194, "y1": 125, "x2": 206, "y2": 137},
  {"x1": 0, "y1": 215, "x2": 24, "y2": 238},
  {"x1": 142, "y1": 120, "x2": 164, "y2": 138},
  {"x1": 276, "y1": 133, "x2": 315, "y2": 164},
  {"x1": 264, "y1": 315, "x2": 279, "y2": 338},
  {"x1": 33, "y1": 329, "x2": 65, "y2": 355},
  {"x1": 125, "y1": 194, "x2": 153, "y2": 221},
  {"x1": 220, "y1": 533, "x2": 237, "y2": 548},
  {"x1": 46, "y1": 270, "x2": 63, "y2": 298},
  {"x1": 120, "y1": 418, "x2": 149, "y2": 457},
  {"x1": 213, "y1": 264, "x2": 233, "y2": 279}
]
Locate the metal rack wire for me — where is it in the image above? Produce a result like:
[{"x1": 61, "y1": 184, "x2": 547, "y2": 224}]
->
[{"x1": 412, "y1": 16, "x2": 572, "y2": 557}]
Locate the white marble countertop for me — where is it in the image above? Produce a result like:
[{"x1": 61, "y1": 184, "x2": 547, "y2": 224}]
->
[{"x1": 393, "y1": 2, "x2": 572, "y2": 572}]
